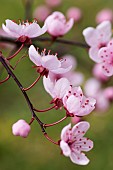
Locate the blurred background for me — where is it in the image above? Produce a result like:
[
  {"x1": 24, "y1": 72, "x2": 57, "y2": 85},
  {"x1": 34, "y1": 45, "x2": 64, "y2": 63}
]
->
[{"x1": 0, "y1": 0, "x2": 113, "y2": 170}]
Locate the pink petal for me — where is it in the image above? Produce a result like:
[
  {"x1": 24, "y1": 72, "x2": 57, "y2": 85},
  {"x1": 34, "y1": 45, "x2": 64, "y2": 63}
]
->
[
  {"x1": 42, "y1": 55, "x2": 61, "y2": 70},
  {"x1": 66, "y1": 95, "x2": 81, "y2": 113},
  {"x1": 29, "y1": 45, "x2": 42, "y2": 66},
  {"x1": 70, "y1": 151, "x2": 90, "y2": 165},
  {"x1": 53, "y1": 78, "x2": 70, "y2": 98},
  {"x1": 60, "y1": 141, "x2": 71, "y2": 157},
  {"x1": 72, "y1": 137, "x2": 93, "y2": 152},
  {"x1": 63, "y1": 18, "x2": 74, "y2": 34},
  {"x1": 52, "y1": 65, "x2": 72, "y2": 74},
  {"x1": 97, "y1": 20, "x2": 112, "y2": 42},
  {"x1": 77, "y1": 97, "x2": 96, "y2": 116},
  {"x1": 72, "y1": 121, "x2": 90, "y2": 138},
  {"x1": 101, "y1": 62, "x2": 113, "y2": 77},
  {"x1": 2, "y1": 19, "x2": 20, "y2": 38},
  {"x1": 43, "y1": 77, "x2": 55, "y2": 98},
  {"x1": 83, "y1": 27, "x2": 99, "y2": 46},
  {"x1": 89, "y1": 46, "x2": 102, "y2": 63},
  {"x1": 61, "y1": 123, "x2": 71, "y2": 141}
]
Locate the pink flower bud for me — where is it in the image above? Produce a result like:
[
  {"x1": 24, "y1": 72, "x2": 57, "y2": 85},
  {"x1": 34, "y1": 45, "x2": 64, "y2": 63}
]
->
[
  {"x1": 96, "y1": 9, "x2": 113, "y2": 24},
  {"x1": 66, "y1": 7, "x2": 82, "y2": 22},
  {"x1": 45, "y1": 0, "x2": 62, "y2": 7},
  {"x1": 45, "y1": 11, "x2": 74, "y2": 37},
  {"x1": 33, "y1": 5, "x2": 51, "y2": 22},
  {"x1": 12, "y1": 119, "x2": 31, "y2": 138},
  {"x1": 93, "y1": 64, "x2": 109, "y2": 82}
]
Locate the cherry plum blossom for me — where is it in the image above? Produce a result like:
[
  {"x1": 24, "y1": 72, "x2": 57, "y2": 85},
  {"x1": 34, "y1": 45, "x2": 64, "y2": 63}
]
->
[
  {"x1": 83, "y1": 21, "x2": 112, "y2": 62},
  {"x1": 12, "y1": 119, "x2": 31, "y2": 138},
  {"x1": 29, "y1": 45, "x2": 72, "y2": 77},
  {"x1": 63, "y1": 86, "x2": 96, "y2": 116},
  {"x1": 2, "y1": 19, "x2": 47, "y2": 42},
  {"x1": 45, "y1": 11, "x2": 74, "y2": 37},
  {"x1": 60, "y1": 122, "x2": 93, "y2": 165}
]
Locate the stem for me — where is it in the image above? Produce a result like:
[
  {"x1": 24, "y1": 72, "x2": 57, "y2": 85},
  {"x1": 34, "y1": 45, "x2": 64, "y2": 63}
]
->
[
  {"x1": 0, "y1": 36, "x2": 89, "y2": 49},
  {"x1": 44, "y1": 116, "x2": 67, "y2": 128},
  {"x1": 0, "y1": 54, "x2": 45, "y2": 133},
  {"x1": 34, "y1": 37, "x2": 89, "y2": 48},
  {"x1": 0, "y1": 74, "x2": 10, "y2": 84},
  {"x1": 44, "y1": 133, "x2": 58, "y2": 145},
  {"x1": 7, "y1": 44, "x2": 24, "y2": 60},
  {"x1": 23, "y1": 74, "x2": 42, "y2": 91},
  {"x1": 33, "y1": 105, "x2": 56, "y2": 113}
]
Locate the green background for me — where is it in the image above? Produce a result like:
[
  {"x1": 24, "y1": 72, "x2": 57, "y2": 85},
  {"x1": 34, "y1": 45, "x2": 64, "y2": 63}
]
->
[{"x1": 0, "y1": 0, "x2": 113, "y2": 170}]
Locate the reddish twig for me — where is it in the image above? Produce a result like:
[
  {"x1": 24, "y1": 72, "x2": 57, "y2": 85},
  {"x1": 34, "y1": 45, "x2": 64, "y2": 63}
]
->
[
  {"x1": 33, "y1": 105, "x2": 56, "y2": 112},
  {"x1": 0, "y1": 74, "x2": 10, "y2": 84}
]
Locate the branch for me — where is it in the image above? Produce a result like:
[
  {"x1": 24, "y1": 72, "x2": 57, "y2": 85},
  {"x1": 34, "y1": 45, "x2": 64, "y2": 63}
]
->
[
  {"x1": 0, "y1": 36, "x2": 89, "y2": 48},
  {"x1": 0, "y1": 53, "x2": 45, "y2": 133}
]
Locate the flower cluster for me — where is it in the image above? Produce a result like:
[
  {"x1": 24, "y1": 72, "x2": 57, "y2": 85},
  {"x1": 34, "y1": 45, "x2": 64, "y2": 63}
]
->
[{"x1": 0, "y1": 3, "x2": 113, "y2": 167}]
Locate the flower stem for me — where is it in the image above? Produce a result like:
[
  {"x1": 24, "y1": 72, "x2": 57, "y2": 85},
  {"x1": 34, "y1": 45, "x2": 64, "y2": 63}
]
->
[
  {"x1": 44, "y1": 133, "x2": 59, "y2": 145},
  {"x1": 7, "y1": 43, "x2": 24, "y2": 60},
  {"x1": 44, "y1": 115, "x2": 67, "y2": 128},
  {"x1": 23, "y1": 74, "x2": 42, "y2": 91},
  {"x1": 0, "y1": 74, "x2": 10, "y2": 84},
  {"x1": 33, "y1": 105, "x2": 56, "y2": 112}
]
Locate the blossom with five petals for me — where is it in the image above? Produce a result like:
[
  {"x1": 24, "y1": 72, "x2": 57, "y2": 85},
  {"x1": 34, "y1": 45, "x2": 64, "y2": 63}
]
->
[
  {"x1": 60, "y1": 121, "x2": 93, "y2": 165},
  {"x1": 63, "y1": 86, "x2": 96, "y2": 116},
  {"x1": 83, "y1": 21, "x2": 112, "y2": 62}
]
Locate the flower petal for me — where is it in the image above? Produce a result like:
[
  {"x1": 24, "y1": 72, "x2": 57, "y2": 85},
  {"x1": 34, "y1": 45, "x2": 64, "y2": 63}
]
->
[
  {"x1": 29, "y1": 45, "x2": 42, "y2": 66},
  {"x1": 60, "y1": 140, "x2": 71, "y2": 157},
  {"x1": 61, "y1": 123, "x2": 71, "y2": 141}
]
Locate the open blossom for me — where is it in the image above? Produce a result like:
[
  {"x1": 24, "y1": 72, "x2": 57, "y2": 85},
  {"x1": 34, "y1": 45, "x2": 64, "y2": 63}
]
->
[
  {"x1": 43, "y1": 77, "x2": 70, "y2": 108},
  {"x1": 103, "y1": 87, "x2": 113, "y2": 101},
  {"x1": 98, "y1": 39, "x2": 113, "y2": 76},
  {"x1": 60, "y1": 122, "x2": 93, "y2": 165},
  {"x1": 45, "y1": 11, "x2": 74, "y2": 37},
  {"x1": 96, "y1": 9, "x2": 113, "y2": 24},
  {"x1": 29, "y1": 45, "x2": 72, "y2": 77},
  {"x1": 2, "y1": 19, "x2": 47, "y2": 42},
  {"x1": 63, "y1": 86, "x2": 96, "y2": 116},
  {"x1": 12, "y1": 119, "x2": 31, "y2": 138},
  {"x1": 83, "y1": 21, "x2": 112, "y2": 62},
  {"x1": 66, "y1": 7, "x2": 82, "y2": 22}
]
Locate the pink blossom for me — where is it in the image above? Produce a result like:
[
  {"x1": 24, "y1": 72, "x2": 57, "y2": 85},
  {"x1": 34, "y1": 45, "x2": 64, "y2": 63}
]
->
[
  {"x1": 103, "y1": 87, "x2": 113, "y2": 101},
  {"x1": 84, "y1": 78, "x2": 110, "y2": 112},
  {"x1": 60, "y1": 122, "x2": 93, "y2": 165},
  {"x1": 96, "y1": 9, "x2": 113, "y2": 24},
  {"x1": 67, "y1": 7, "x2": 82, "y2": 22},
  {"x1": 12, "y1": 119, "x2": 31, "y2": 138},
  {"x1": 83, "y1": 21, "x2": 112, "y2": 62},
  {"x1": 98, "y1": 39, "x2": 113, "y2": 76},
  {"x1": 43, "y1": 77, "x2": 70, "y2": 108},
  {"x1": 29, "y1": 45, "x2": 72, "y2": 77},
  {"x1": 2, "y1": 19, "x2": 47, "y2": 42},
  {"x1": 45, "y1": 11, "x2": 74, "y2": 37},
  {"x1": 33, "y1": 5, "x2": 51, "y2": 22},
  {"x1": 45, "y1": 0, "x2": 62, "y2": 7},
  {"x1": 93, "y1": 63, "x2": 109, "y2": 82},
  {"x1": 63, "y1": 86, "x2": 96, "y2": 116}
]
